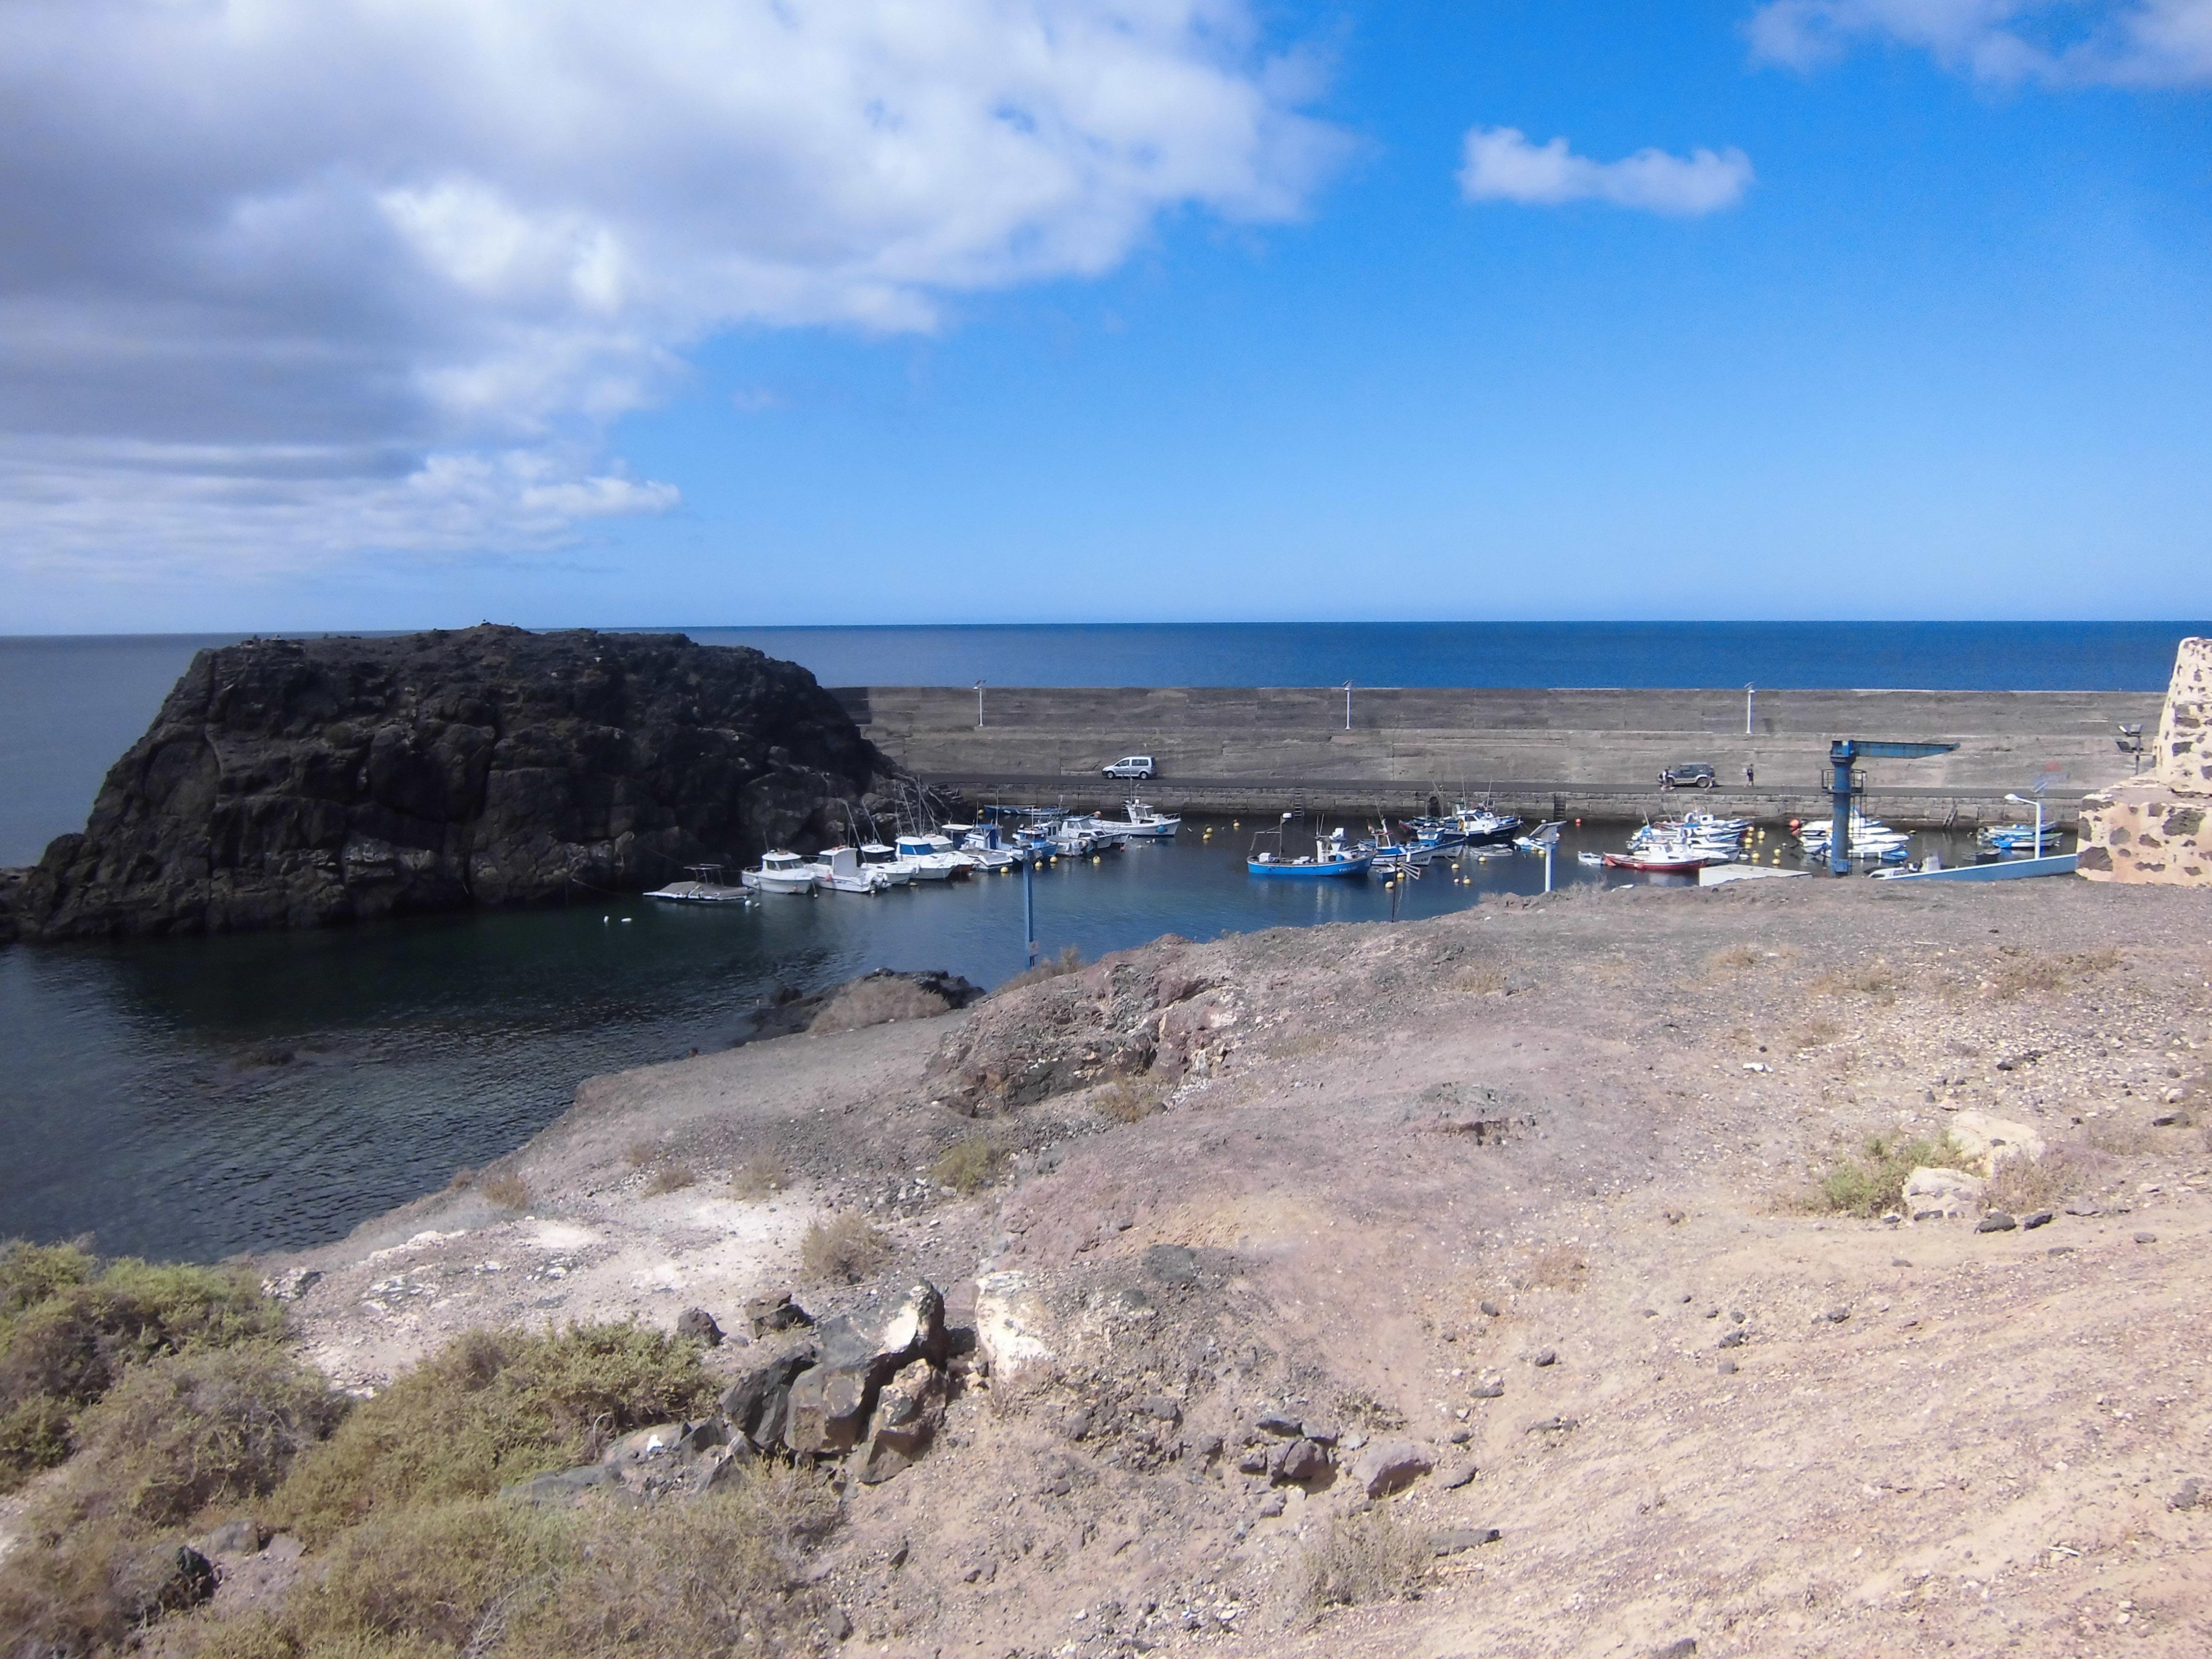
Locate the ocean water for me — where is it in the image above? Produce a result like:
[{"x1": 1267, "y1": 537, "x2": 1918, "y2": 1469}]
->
[{"x1": 0, "y1": 619, "x2": 2188, "y2": 1262}]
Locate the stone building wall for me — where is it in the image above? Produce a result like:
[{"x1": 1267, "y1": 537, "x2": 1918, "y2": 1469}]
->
[{"x1": 2078, "y1": 637, "x2": 2211, "y2": 885}]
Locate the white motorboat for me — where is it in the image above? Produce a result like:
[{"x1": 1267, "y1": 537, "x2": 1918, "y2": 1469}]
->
[
  {"x1": 741, "y1": 850, "x2": 820, "y2": 894},
  {"x1": 858, "y1": 843, "x2": 914, "y2": 885},
  {"x1": 643, "y1": 864, "x2": 752, "y2": 904},
  {"x1": 1091, "y1": 798, "x2": 1180, "y2": 839},
  {"x1": 894, "y1": 832, "x2": 971, "y2": 880},
  {"x1": 809, "y1": 846, "x2": 891, "y2": 894},
  {"x1": 958, "y1": 822, "x2": 1021, "y2": 870}
]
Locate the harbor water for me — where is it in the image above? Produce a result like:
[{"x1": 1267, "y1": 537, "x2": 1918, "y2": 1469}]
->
[{"x1": 0, "y1": 816, "x2": 1986, "y2": 1262}]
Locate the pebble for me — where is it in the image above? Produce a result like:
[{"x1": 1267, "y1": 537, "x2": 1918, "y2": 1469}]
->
[
  {"x1": 1821, "y1": 1307, "x2": 1851, "y2": 1323},
  {"x1": 1480, "y1": 1300, "x2": 1502, "y2": 1317},
  {"x1": 1447, "y1": 1428, "x2": 1472, "y2": 1445},
  {"x1": 1062, "y1": 1409, "x2": 1095, "y2": 1442},
  {"x1": 1429, "y1": 1525, "x2": 1500, "y2": 1554},
  {"x1": 1526, "y1": 1416, "x2": 1576, "y2": 1434},
  {"x1": 2021, "y1": 1211, "x2": 2054, "y2": 1230},
  {"x1": 1717, "y1": 1358, "x2": 1739, "y2": 1375},
  {"x1": 1729, "y1": 1309, "x2": 1746, "y2": 1324},
  {"x1": 1976, "y1": 1212, "x2": 2018, "y2": 1233},
  {"x1": 1890, "y1": 1257, "x2": 1912, "y2": 1268},
  {"x1": 1717, "y1": 1329, "x2": 1747, "y2": 1349},
  {"x1": 2171, "y1": 1478, "x2": 2203, "y2": 1511},
  {"x1": 1468, "y1": 1380, "x2": 1505, "y2": 1399},
  {"x1": 1439, "y1": 1460, "x2": 1479, "y2": 1490},
  {"x1": 2135, "y1": 1231, "x2": 2159, "y2": 1245},
  {"x1": 1531, "y1": 1348, "x2": 1558, "y2": 1368},
  {"x1": 1257, "y1": 1491, "x2": 1286, "y2": 1518},
  {"x1": 1648, "y1": 1641, "x2": 1698, "y2": 1659},
  {"x1": 2047, "y1": 1245, "x2": 2077, "y2": 1256}
]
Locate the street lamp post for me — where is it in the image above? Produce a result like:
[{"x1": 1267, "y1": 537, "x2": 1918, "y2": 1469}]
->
[
  {"x1": 974, "y1": 680, "x2": 986, "y2": 731},
  {"x1": 1745, "y1": 683, "x2": 1755, "y2": 737},
  {"x1": 1344, "y1": 681, "x2": 1353, "y2": 732},
  {"x1": 2005, "y1": 792, "x2": 2046, "y2": 859}
]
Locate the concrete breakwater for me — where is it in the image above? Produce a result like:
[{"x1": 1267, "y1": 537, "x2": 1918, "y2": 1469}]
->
[{"x1": 837, "y1": 684, "x2": 2159, "y2": 827}]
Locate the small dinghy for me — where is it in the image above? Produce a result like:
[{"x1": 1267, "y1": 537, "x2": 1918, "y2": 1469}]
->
[{"x1": 644, "y1": 864, "x2": 752, "y2": 904}]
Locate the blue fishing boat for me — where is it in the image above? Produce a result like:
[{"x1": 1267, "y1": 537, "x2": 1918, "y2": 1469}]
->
[{"x1": 1247, "y1": 817, "x2": 1372, "y2": 879}]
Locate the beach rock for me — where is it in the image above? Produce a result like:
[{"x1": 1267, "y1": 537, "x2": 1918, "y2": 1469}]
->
[
  {"x1": 1350, "y1": 1438, "x2": 1434, "y2": 1498},
  {"x1": 1440, "y1": 1460, "x2": 1479, "y2": 1491},
  {"x1": 1273, "y1": 1437, "x2": 1330, "y2": 1484},
  {"x1": 1904, "y1": 1166, "x2": 1985, "y2": 1221},
  {"x1": 974, "y1": 1271, "x2": 1054, "y2": 1382},
  {"x1": 719, "y1": 1350, "x2": 818, "y2": 1449},
  {"x1": 1949, "y1": 1110, "x2": 2046, "y2": 1175},
  {"x1": 675, "y1": 1307, "x2": 723, "y2": 1346},
  {"x1": 784, "y1": 1284, "x2": 948, "y2": 1457},
  {"x1": 2022, "y1": 1211, "x2": 2055, "y2": 1229},
  {"x1": 1430, "y1": 1526, "x2": 1500, "y2": 1554},
  {"x1": 745, "y1": 1291, "x2": 814, "y2": 1336},
  {"x1": 193, "y1": 1517, "x2": 266, "y2": 1558},
  {"x1": 1531, "y1": 1348, "x2": 1558, "y2": 1368},
  {"x1": 1977, "y1": 1211, "x2": 2019, "y2": 1233},
  {"x1": 12, "y1": 625, "x2": 890, "y2": 941}
]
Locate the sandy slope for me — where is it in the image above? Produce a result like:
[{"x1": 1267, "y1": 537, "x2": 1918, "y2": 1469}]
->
[{"x1": 261, "y1": 876, "x2": 2212, "y2": 1657}]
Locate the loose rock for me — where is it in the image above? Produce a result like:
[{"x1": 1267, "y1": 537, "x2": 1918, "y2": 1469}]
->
[
  {"x1": 1349, "y1": 1438, "x2": 1435, "y2": 1498},
  {"x1": 1976, "y1": 1212, "x2": 2019, "y2": 1233},
  {"x1": 1429, "y1": 1526, "x2": 1500, "y2": 1554},
  {"x1": 1531, "y1": 1348, "x2": 1558, "y2": 1368},
  {"x1": 675, "y1": 1307, "x2": 723, "y2": 1346}
]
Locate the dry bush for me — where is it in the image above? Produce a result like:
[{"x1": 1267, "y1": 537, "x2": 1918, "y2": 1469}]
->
[
  {"x1": 1815, "y1": 961, "x2": 1900, "y2": 1005},
  {"x1": 1813, "y1": 1132, "x2": 1972, "y2": 1217},
  {"x1": 1789, "y1": 1015, "x2": 1844, "y2": 1051},
  {"x1": 0, "y1": 1243, "x2": 285, "y2": 1490},
  {"x1": 1707, "y1": 942, "x2": 1762, "y2": 973},
  {"x1": 930, "y1": 1134, "x2": 1008, "y2": 1194},
  {"x1": 269, "y1": 1323, "x2": 713, "y2": 1545},
  {"x1": 1987, "y1": 1142, "x2": 2109, "y2": 1213},
  {"x1": 2081, "y1": 1115, "x2": 2157, "y2": 1156},
  {"x1": 642, "y1": 1163, "x2": 695, "y2": 1196},
  {"x1": 799, "y1": 1213, "x2": 891, "y2": 1285},
  {"x1": 1514, "y1": 1246, "x2": 1587, "y2": 1292},
  {"x1": 1272, "y1": 1031, "x2": 1333, "y2": 1058},
  {"x1": 1094, "y1": 1078, "x2": 1167, "y2": 1123},
  {"x1": 193, "y1": 1464, "x2": 840, "y2": 1659},
  {"x1": 0, "y1": 1344, "x2": 341, "y2": 1656},
  {"x1": 998, "y1": 945, "x2": 1083, "y2": 994},
  {"x1": 1450, "y1": 965, "x2": 1508, "y2": 995},
  {"x1": 1287, "y1": 1506, "x2": 1430, "y2": 1625},
  {"x1": 624, "y1": 1141, "x2": 658, "y2": 1168},
  {"x1": 1988, "y1": 953, "x2": 2067, "y2": 999},
  {"x1": 728, "y1": 1153, "x2": 787, "y2": 1201},
  {"x1": 809, "y1": 976, "x2": 951, "y2": 1034},
  {"x1": 477, "y1": 1171, "x2": 532, "y2": 1212}
]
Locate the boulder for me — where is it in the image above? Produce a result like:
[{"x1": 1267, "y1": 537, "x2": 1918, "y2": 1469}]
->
[
  {"x1": 1904, "y1": 1166, "x2": 1985, "y2": 1222},
  {"x1": 1949, "y1": 1111, "x2": 2046, "y2": 1176},
  {"x1": 1272, "y1": 1437, "x2": 1331, "y2": 1485},
  {"x1": 784, "y1": 1283, "x2": 947, "y2": 1458},
  {"x1": 974, "y1": 1271, "x2": 1054, "y2": 1382},
  {"x1": 1349, "y1": 1438, "x2": 1435, "y2": 1499},
  {"x1": 861, "y1": 1362, "x2": 949, "y2": 1479},
  {"x1": 745, "y1": 1292, "x2": 814, "y2": 1337},
  {"x1": 675, "y1": 1307, "x2": 724, "y2": 1346},
  {"x1": 719, "y1": 1349, "x2": 818, "y2": 1450}
]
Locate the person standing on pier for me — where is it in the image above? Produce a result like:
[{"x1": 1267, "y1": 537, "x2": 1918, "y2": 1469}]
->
[{"x1": 1745, "y1": 762, "x2": 1755, "y2": 787}]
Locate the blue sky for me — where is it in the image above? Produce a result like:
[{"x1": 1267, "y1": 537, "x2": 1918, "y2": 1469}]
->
[{"x1": 2, "y1": 1, "x2": 2207, "y2": 632}]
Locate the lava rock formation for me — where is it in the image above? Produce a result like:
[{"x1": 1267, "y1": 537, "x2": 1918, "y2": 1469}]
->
[{"x1": 7, "y1": 625, "x2": 892, "y2": 940}]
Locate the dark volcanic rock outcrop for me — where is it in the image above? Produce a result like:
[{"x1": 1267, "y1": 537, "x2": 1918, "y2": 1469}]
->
[{"x1": 12, "y1": 625, "x2": 891, "y2": 940}]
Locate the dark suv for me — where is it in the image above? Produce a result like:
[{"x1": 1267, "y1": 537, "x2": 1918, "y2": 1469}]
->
[{"x1": 1659, "y1": 762, "x2": 1716, "y2": 789}]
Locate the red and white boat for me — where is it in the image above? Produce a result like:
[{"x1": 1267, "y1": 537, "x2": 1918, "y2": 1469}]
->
[{"x1": 1602, "y1": 842, "x2": 1728, "y2": 874}]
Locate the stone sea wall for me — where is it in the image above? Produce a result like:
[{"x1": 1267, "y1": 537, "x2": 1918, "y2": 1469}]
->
[{"x1": 2078, "y1": 637, "x2": 2211, "y2": 886}]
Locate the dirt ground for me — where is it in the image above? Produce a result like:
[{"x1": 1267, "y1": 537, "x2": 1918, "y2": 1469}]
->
[{"x1": 259, "y1": 874, "x2": 2212, "y2": 1658}]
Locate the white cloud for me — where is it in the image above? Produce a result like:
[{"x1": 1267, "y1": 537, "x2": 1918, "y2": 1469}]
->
[
  {"x1": 1746, "y1": 0, "x2": 2212, "y2": 85},
  {"x1": 0, "y1": 0, "x2": 1343, "y2": 577},
  {"x1": 1458, "y1": 128, "x2": 1755, "y2": 216}
]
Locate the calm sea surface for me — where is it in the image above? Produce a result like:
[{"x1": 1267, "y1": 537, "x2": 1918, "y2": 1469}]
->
[{"x1": 0, "y1": 621, "x2": 2196, "y2": 1261}]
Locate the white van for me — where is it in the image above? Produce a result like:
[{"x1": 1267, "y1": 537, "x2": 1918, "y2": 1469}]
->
[{"x1": 1100, "y1": 755, "x2": 1156, "y2": 780}]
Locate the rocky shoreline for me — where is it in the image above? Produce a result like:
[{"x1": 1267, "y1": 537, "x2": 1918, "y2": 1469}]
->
[
  {"x1": 2, "y1": 625, "x2": 895, "y2": 942},
  {"x1": 178, "y1": 873, "x2": 2212, "y2": 1657}
]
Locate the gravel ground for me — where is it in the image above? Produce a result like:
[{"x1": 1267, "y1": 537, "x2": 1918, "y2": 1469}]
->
[{"x1": 259, "y1": 875, "x2": 2212, "y2": 1657}]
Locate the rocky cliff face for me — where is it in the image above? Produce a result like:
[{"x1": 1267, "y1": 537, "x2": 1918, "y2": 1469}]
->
[{"x1": 8, "y1": 625, "x2": 893, "y2": 940}]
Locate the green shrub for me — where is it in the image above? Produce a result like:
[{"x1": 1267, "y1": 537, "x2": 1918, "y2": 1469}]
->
[
  {"x1": 929, "y1": 1134, "x2": 1007, "y2": 1194},
  {"x1": 0, "y1": 1344, "x2": 342, "y2": 1655},
  {"x1": 0, "y1": 1242, "x2": 286, "y2": 1489},
  {"x1": 270, "y1": 1323, "x2": 713, "y2": 1545},
  {"x1": 1815, "y1": 1132, "x2": 1973, "y2": 1217}
]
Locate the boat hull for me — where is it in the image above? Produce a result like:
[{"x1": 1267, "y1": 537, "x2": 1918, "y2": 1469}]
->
[
  {"x1": 1602, "y1": 852, "x2": 1716, "y2": 873},
  {"x1": 1248, "y1": 855, "x2": 1372, "y2": 879}
]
